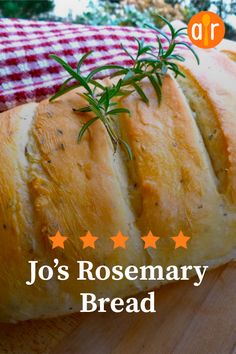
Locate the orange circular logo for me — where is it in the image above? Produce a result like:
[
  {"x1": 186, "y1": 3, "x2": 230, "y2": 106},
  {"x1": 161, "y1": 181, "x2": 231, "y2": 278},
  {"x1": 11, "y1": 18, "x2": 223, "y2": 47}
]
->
[{"x1": 188, "y1": 11, "x2": 225, "y2": 49}]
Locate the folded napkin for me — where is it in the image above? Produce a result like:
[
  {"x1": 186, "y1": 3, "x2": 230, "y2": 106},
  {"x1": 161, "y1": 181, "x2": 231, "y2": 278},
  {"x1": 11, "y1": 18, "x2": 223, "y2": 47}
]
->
[{"x1": 0, "y1": 18, "x2": 188, "y2": 112}]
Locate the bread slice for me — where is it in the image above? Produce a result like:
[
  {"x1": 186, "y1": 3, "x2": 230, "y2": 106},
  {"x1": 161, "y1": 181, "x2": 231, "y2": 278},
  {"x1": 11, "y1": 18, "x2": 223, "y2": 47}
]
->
[{"x1": 0, "y1": 47, "x2": 235, "y2": 322}]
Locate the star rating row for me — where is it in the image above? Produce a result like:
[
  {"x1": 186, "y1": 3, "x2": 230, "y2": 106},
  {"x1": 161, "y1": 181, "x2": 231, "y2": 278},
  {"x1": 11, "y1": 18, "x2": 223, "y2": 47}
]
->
[{"x1": 49, "y1": 230, "x2": 190, "y2": 251}]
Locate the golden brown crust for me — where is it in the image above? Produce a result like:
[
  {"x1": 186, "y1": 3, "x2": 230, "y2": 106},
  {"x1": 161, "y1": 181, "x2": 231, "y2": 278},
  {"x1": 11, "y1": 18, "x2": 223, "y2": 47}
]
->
[
  {"x1": 217, "y1": 39, "x2": 236, "y2": 61},
  {"x1": 0, "y1": 48, "x2": 236, "y2": 322}
]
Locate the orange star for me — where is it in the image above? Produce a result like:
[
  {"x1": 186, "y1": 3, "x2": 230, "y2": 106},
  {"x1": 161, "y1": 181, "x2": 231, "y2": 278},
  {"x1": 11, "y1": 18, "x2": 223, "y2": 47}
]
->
[
  {"x1": 49, "y1": 230, "x2": 68, "y2": 250},
  {"x1": 141, "y1": 231, "x2": 160, "y2": 249},
  {"x1": 171, "y1": 231, "x2": 190, "y2": 249},
  {"x1": 80, "y1": 231, "x2": 98, "y2": 249},
  {"x1": 110, "y1": 231, "x2": 129, "y2": 249}
]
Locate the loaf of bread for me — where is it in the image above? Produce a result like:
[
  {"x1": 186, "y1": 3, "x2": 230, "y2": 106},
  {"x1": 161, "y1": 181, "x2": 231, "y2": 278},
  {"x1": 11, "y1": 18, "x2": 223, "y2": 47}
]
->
[{"x1": 0, "y1": 43, "x2": 236, "y2": 323}]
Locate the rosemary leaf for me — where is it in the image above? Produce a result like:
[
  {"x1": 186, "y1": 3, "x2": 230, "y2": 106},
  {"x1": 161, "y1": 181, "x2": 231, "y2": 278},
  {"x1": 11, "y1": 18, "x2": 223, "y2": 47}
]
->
[
  {"x1": 49, "y1": 54, "x2": 92, "y2": 94},
  {"x1": 145, "y1": 24, "x2": 170, "y2": 43},
  {"x1": 177, "y1": 42, "x2": 200, "y2": 65},
  {"x1": 50, "y1": 83, "x2": 82, "y2": 102},
  {"x1": 120, "y1": 139, "x2": 133, "y2": 160},
  {"x1": 78, "y1": 117, "x2": 99, "y2": 142},
  {"x1": 77, "y1": 50, "x2": 93, "y2": 73},
  {"x1": 148, "y1": 75, "x2": 162, "y2": 103},
  {"x1": 107, "y1": 108, "x2": 131, "y2": 116},
  {"x1": 131, "y1": 82, "x2": 149, "y2": 104}
]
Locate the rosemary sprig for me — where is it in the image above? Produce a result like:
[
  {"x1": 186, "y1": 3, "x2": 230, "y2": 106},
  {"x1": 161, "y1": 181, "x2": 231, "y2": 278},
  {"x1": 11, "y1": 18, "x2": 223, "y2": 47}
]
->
[{"x1": 50, "y1": 15, "x2": 199, "y2": 159}]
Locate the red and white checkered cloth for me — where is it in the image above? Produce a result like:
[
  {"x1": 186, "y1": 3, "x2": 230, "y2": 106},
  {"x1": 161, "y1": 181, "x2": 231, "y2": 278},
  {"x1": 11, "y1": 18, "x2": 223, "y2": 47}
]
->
[{"x1": 0, "y1": 18, "x2": 189, "y2": 112}]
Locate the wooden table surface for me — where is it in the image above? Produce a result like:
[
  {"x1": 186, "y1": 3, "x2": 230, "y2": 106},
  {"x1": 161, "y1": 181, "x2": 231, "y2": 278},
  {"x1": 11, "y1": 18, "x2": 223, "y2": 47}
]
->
[{"x1": 0, "y1": 262, "x2": 235, "y2": 354}]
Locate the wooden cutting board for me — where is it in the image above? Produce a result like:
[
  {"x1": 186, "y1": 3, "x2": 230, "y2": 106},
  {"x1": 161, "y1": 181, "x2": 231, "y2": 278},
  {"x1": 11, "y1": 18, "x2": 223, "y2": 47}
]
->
[{"x1": 0, "y1": 262, "x2": 235, "y2": 354}]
